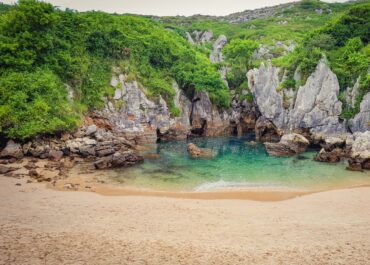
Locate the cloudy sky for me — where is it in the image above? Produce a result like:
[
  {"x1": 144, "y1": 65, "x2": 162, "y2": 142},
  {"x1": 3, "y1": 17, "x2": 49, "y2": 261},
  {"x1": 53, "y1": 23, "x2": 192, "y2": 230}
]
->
[{"x1": 1, "y1": 0, "x2": 349, "y2": 16}]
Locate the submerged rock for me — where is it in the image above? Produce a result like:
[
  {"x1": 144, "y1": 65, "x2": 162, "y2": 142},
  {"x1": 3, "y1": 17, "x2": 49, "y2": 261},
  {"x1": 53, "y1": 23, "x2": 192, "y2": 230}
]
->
[
  {"x1": 264, "y1": 133, "x2": 309, "y2": 157},
  {"x1": 187, "y1": 143, "x2": 216, "y2": 158}
]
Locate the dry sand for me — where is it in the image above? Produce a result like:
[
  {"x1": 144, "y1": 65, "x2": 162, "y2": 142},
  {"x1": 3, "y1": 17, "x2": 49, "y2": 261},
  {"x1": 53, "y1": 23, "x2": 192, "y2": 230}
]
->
[{"x1": 1, "y1": 175, "x2": 370, "y2": 265}]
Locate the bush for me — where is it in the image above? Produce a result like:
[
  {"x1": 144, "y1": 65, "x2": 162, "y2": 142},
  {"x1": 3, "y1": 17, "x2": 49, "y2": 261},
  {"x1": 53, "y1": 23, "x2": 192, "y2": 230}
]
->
[{"x1": 0, "y1": 70, "x2": 79, "y2": 139}]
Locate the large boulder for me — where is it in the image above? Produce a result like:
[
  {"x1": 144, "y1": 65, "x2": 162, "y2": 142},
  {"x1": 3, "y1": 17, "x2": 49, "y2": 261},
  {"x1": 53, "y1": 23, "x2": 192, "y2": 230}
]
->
[
  {"x1": 314, "y1": 148, "x2": 344, "y2": 163},
  {"x1": 264, "y1": 133, "x2": 309, "y2": 157},
  {"x1": 94, "y1": 151, "x2": 144, "y2": 170},
  {"x1": 187, "y1": 143, "x2": 216, "y2": 158},
  {"x1": 0, "y1": 140, "x2": 23, "y2": 159},
  {"x1": 347, "y1": 131, "x2": 370, "y2": 171}
]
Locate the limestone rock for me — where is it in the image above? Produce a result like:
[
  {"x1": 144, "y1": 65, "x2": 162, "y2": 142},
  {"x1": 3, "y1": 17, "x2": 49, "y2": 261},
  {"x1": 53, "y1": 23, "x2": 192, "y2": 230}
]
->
[
  {"x1": 210, "y1": 35, "x2": 227, "y2": 63},
  {"x1": 187, "y1": 143, "x2": 216, "y2": 158},
  {"x1": 347, "y1": 131, "x2": 370, "y2": 171},
  {"x1": 255, "y1": 116, "x2": 280, "y2": 143},
  {"x1": 0, "y1": 140, "x2": 23, "y2": 159},
  {"x1": 94, "y1": 151, "x2": 144, "y2": 170},
  {"x1": 350, "y1": 92, "x2": 370, "y2": 132},
  {"x1": 290, "y1": 59, "x2": 343, "y2": 134},
  {"x1": 314, "y1": 148, "x2": 344, "y2": 163},
  {"x1": 264, "y1": 133, "x2": 309, "y2": 157}
]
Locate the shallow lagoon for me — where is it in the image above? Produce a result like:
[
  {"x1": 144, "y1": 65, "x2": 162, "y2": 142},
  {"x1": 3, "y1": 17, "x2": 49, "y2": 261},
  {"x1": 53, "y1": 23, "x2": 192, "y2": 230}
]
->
[{"x1": 109, "y1": 136, "x2": 370, "y2": 192}]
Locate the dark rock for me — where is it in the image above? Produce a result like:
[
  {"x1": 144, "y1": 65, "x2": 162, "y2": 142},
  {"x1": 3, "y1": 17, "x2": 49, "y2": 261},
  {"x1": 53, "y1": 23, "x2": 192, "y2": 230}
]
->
[
  {"x1": 255, "y1": 117, "x2": 280, "y2": 143},
  {"x1": 0, "y1": 140, "x2": 23, "y2": 159},
  {"x1": 28, "y1": 169, "x2": 39, "y2": 178},
  {"x1": 96, "y1": 147, "x2": 115, "y2": 157},
  {"x1": 24, "y1": 162, "x2": 37, "y2": 170},
  {"x1": 94, "y1": 151, "x2": 144, "y2": 170},
  {"x1": 15, "y1": 183, "x2": 21, "y2": 186},
  {"x1": 48, "y1": 150, "x2": 64, "y2": 161},
  {"x1": 315, "y1": 148, "x2": 344, "y2": 163},
  {"x1": 0, "y1": 165, "x2": 16, "y2": 174},
  {"x1": 265, "y1": 133, "x2": 309, "y2": 157}
]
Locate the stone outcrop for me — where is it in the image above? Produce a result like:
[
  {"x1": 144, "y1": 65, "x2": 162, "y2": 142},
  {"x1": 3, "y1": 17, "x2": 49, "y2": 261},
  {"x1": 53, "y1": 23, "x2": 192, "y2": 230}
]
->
[
  {"x1": 349, "y1": 92, "x2": 370, "y2": 132},
  {"x1": 0, "y1": 140, "x2": 23, "y2": 159},
  {"x1": 255, "y1": 116, "x2": 280, "y2": 142},
  {"x1": 100, "y1": 73, "x2": 194, "y2": 144},
  {"x1": 210, "y1": 35, "x2": 227, "y2": 63},
  {"x1": 289, "y1": 59, "x2": 343, "y2": 134},
  {"x1": 345, "y1": 77, "x2": 360, "y2": 108},
  {"x1": 159, "y1": 82, "x2": 192, "y2": 141},
  {"x1": 187, "y1": 143, "x2": 216, "y2": 158},
  {"x1": 248, "y1": 59, "x2": 345, "y2": 139},
  {"x1": 190, "y1": 91, "x2": 230, "y2": 137},
  {"x1": 94, "y1": 151, "x2": 144, "y2": 170},
  {"x1": 264, "y1": 133, "x2": 309, "y2": 157},
  {"x1": 186, "y1": 30, "x2": 213, "y2": 45},
  {"x1": 347, "y1": 131, "x2": 370, "y2": 171},
  {"x1": 315, "y1": 148, "x2": 344, "y2": 163}
]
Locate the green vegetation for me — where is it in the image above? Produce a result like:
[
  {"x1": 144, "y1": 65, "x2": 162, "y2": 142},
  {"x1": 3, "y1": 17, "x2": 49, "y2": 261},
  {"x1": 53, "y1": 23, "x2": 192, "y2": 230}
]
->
[
  {"x1": 0, "y1": 0, "x2": 228, "y2": 140},
  {"x1": 0, "y1": 0, "x2": 369, "y2": 140},
  {"x1": 274, "y1": 3, "x2": 370, "y2": 118}
]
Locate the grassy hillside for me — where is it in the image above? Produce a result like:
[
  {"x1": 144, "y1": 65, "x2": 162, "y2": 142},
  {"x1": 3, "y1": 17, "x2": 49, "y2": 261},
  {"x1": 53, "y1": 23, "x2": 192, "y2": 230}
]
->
[
  {"x1": 0, "y1": 0, "x2": 228, "y2": 140},
  {"x1": 0, "y1": 0, "x2": 368, "y2": 140}
]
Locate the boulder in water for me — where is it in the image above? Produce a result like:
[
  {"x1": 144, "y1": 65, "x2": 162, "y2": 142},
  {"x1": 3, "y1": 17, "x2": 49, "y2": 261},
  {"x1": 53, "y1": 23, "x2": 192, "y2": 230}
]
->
[
  {"x1": 264, "y1": 133, "x2": 309, "y2": 157},
  {"x1": 187, "y1": 143, "x2": 216, "y2": 158}
]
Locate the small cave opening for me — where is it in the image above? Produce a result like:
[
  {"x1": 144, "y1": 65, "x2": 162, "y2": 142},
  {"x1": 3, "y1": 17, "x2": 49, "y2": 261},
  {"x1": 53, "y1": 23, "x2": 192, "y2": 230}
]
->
[
  {"x1": 191, "y1": 119, "x2": 207, "y2": 136},
  {"x1": 229, "y1": 121, "x2": 238, "y2": 136}
]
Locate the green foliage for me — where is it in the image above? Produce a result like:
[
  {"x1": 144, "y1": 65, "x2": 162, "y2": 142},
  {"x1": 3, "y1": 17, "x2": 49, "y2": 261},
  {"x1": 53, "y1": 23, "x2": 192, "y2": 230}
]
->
[
  {"x1": 0, "y1": 70, "x2": 79, "y2": 139},
  {"x1": 223, "y1": 39, "x2": 258, "y2": 90},
  {"x1": 0, "y1": 0, "x2": 230, "y2": 139}
]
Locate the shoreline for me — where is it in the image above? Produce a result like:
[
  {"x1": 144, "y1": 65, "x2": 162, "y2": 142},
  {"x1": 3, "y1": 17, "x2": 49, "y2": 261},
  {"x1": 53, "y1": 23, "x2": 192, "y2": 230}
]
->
[
  {"x1": 1, "y1": 175, "x2": 370, "y2": 264},
  {"x1": 49, "y1": 174, "x2": 370, "y2": 201}
]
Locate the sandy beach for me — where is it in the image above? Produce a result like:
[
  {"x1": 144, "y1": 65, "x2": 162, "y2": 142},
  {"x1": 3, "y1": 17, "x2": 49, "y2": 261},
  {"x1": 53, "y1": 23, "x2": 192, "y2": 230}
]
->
[{"x1": 1, "y1": 175, "x2": 370, "y2": 265}]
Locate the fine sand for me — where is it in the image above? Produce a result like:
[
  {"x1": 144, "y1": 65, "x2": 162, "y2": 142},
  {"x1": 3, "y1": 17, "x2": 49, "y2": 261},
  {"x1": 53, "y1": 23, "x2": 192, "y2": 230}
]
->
[{"x1": 1, "y1": 175, "x2": 370, "y2": 265}]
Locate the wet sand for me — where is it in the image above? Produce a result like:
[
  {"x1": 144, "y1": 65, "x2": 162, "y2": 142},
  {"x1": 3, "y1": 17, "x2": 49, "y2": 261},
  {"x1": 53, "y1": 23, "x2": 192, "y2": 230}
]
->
[{"x1": 1, "y1": 175, "x2": 370, "y2": 265}]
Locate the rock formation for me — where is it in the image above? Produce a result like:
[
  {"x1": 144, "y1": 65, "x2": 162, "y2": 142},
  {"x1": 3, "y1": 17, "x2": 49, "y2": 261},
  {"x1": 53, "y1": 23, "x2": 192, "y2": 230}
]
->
[
  {"x1": 210, "y1": 35, "x2": 227, "y2": 63},
  {"x1": 248, "y1": 59, "x2": 345, "y2": 137},
  {"x1": 347, "y1": 131, "x2": 370, "y2": 171},
  {"x1": 264, "y1": 133, "x2": 309, "y2": 157},
  {"x1": 349, "y1": 92, "x2": 370, "y2": 132},
  {"x1": 187, "y1": 143, "x2": 216, "y2": 158}
]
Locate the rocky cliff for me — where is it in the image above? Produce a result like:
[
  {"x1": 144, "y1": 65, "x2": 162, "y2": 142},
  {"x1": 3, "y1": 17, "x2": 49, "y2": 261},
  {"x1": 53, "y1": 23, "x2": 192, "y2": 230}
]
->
[{"x1": 247, "y1": 59, "x2": 345, "y2": 139}]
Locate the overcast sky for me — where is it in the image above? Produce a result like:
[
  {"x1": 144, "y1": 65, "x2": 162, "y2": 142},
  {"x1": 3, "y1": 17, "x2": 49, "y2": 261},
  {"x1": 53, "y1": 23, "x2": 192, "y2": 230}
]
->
[{"x1": 1, "y1": 0, "x2": 349, "y2": 16}]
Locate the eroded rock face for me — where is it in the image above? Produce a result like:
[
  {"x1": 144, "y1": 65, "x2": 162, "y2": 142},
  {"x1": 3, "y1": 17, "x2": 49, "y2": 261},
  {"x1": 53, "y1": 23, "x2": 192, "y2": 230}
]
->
[
  {"x1": 210, "y1": 35, "x2": 227, "y2": 63},
  {"x1": 0, "y1": 140, "x2": 23, "y2": 159},
  {"x1": 350, "y1": 92, "x2": 370, "y2": 132},
  {"x1": 347, "y1": 131, "x2": 370, "y2": 171},
  {"x1": 290, "y1": 59, "x2": 343, "y2": 134},
  {"x1": 255, "y1": 116, "x2": 280, "y2": 142},
  {"x1": 191, "y1": 91, "x2": 230, "y2": 137},
  {"x1": 159, "y1": 82, "x2": 192, "y2": 141},
  {"x1": 247, "y1": 63, "x2": 286, "y2": 129},
  {"x1": 248, "y1": 59, "x2": 345, "y2": 138},
  {"x1": 315, "y1": 148, "x2": 344, "y2": 163},
  {"x1": 187, "y1": 30, "x2": 213, "y2": 45},
  {"x1": 264, "y1": 133, "x2": 309, "y2": 157},
  {"x1": 345, "y1": 77, "x2": 360, "y2": 109}
]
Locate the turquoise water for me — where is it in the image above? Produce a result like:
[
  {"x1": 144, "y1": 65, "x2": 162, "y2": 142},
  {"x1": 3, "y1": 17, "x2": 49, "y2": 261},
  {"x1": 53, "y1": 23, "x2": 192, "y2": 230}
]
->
[{"x1": 110, "y1": 136, "x2": 370, "y2": 192}]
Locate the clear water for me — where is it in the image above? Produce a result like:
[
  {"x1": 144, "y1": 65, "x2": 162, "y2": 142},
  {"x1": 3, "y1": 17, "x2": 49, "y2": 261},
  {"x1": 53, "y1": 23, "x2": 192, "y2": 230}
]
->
[{"x1": 109, "y1": 136, "x2": 370, "y2": 192}]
